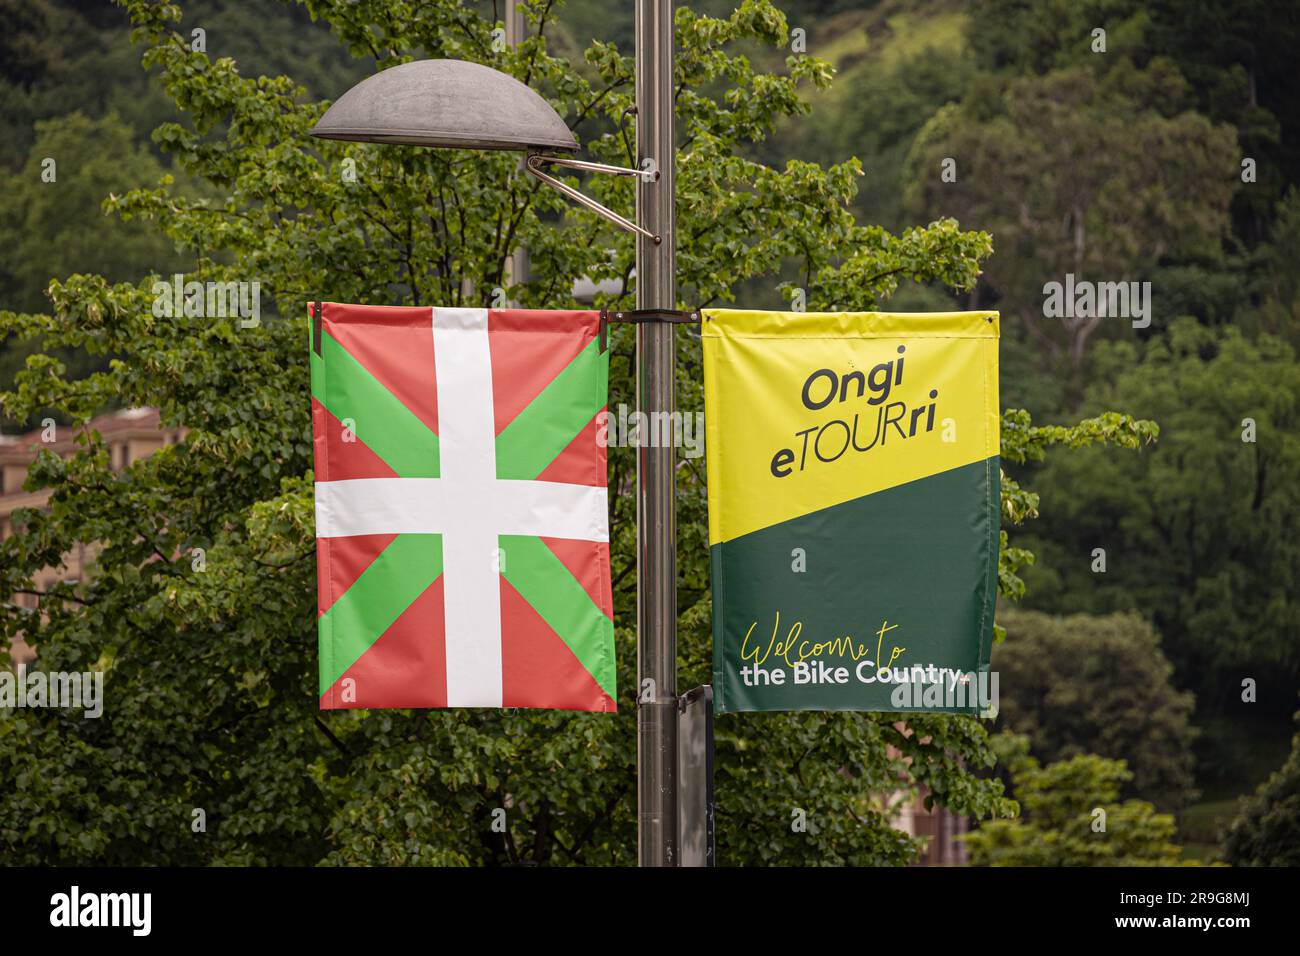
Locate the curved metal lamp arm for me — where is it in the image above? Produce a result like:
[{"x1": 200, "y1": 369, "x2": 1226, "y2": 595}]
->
[{"x1": 525, "y1": 152, "x2": 661, "y2": 245}]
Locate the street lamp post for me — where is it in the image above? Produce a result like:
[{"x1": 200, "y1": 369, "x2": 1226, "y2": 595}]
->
[
  {"x1": 634, "y1": 0, "x2": 678, "y2": 869},
  {"x1": 311, "y1": 0, "x2": 686, "y2": 868}
]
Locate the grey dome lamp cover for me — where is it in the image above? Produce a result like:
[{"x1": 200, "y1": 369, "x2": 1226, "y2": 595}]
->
[
  {"x1": 310, "y1": 58, "x2": 659, "y2": 241},
  {"x1": 310, "y1": 58, "x2": 579, "y2": 152}
]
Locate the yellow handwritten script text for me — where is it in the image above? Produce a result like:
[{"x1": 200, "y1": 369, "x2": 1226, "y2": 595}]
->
[{"x1": 740, "y1": 611, "x2": 906, "y2": 671}]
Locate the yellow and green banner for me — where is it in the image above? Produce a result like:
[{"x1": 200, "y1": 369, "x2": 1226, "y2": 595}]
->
[{"x1": 702, "y1": 309, "x2": 1000, "y2": 714}]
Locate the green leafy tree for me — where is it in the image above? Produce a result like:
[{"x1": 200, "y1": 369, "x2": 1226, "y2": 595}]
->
[
  {"x1": 993, "y1": 609, "x2": 1197, "y2": 811},
  {"x1": 906, "y1": 59, "x2": 1237, "y2": 371},
  {"x1": 1247, "y1": 188, "x2": 1300, "y2": 344},
  {"x1": 1224, "y1": 706, "x2": 1300, "y2": 866},
  {"x1": 0, "y1": 110, "x2": 187, "y2": 430},
  {"x1": 769, "y1": 28, "x2": 976, "y2": 232},
  {"x1": 0, "y1": 0, "x2": 368, "y2": 169},
  {"x1": 967, "y1": 0, "x2": 1154, "y2": 76},
  {"x1": 0, "y1": 0, "x2": 170, "y2": 168},
  {"x1": 1017, "y1": 319, "x2": 1300, "y2": 713},
  {"x1": 0, "y1": 111, "x2": 181, "y2": 316},
  {"x1": 0, "y1": 0, "x2": 1157, "y2": 865},
  {"x1": 964, "y1": 733, "x2": 1187, "y2": 866},
  {"x1": 967, "y1": 0, "x2": 1299, "y2": 243},
  {"x1": 1146, "y1": 0, "x2": 1300, "y2": 244}
]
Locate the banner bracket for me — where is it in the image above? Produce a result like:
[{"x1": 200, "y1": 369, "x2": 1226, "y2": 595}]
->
[
  {"x1": 312, "y1": 301, "x2": 323, "y2": 355},
  {"x1": 598, "y1": 308, "x2": 700, "y2": 352},
  {"x1": 611, "y1": 308, "x2": 700, "y2": 324}
]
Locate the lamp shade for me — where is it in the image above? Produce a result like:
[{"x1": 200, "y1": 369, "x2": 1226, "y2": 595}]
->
[{"x1": 310, "y1": 59, "x2": 579, "y2": 153}]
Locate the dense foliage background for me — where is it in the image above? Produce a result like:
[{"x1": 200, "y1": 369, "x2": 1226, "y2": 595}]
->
[{"x1": 1, "y1": 0, "x2": 1296, "y2": 865}]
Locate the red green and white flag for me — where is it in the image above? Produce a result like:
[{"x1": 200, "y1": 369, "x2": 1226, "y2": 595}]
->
[{"x1": 310, "y1": 303, "x2": 615, "y2": 712}]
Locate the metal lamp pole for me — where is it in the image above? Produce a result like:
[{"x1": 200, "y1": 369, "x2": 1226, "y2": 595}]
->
[{"x1": 634, "y1": 0, "x2": 678, "y2": 867}]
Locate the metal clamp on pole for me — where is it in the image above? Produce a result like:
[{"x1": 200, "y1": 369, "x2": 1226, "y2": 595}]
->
[
  {"x1": 598, "y1": 309, "x2": 701, "y2": 352},
  {"x1": 525, "y1": 152, "x2": 661, "y2": 244},
  {"x1": 610, "y1": 309, "x2": 699, "y2": 323}
]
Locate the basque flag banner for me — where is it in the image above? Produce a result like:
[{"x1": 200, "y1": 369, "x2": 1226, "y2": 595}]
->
[
  {"x1": 310, "y1": 303, "x2": 616, "y2": 712},
  {"x1": 702, "y1": 309, "x2": 1000, "y2": 715}
]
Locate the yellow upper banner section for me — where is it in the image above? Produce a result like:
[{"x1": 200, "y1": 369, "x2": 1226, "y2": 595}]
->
[{"x1": 702, "y1": 310, "x2": 1000, "y2": 543}]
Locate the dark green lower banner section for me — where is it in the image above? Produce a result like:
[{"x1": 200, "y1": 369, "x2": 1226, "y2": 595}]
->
[{"x1": 712, "y1": 457, "x2": 999, "y2": 714}]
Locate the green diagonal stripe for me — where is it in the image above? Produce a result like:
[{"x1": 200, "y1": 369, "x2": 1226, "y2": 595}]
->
[
  {"x1": 318, "y1": 533, "x2": 443, "y2": 694},
  {"x1": 310, "y1": 328, "x2": 440, "y2": 478},
  {"x1": 499, "y1": 534, "x2": 614, "y2": 699},
  {"x1": 495, "y1": 339, "x2": 607, "y2": 480}
]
